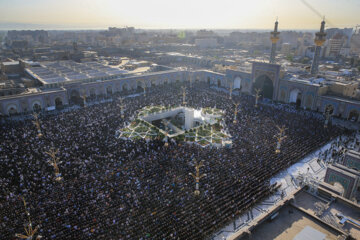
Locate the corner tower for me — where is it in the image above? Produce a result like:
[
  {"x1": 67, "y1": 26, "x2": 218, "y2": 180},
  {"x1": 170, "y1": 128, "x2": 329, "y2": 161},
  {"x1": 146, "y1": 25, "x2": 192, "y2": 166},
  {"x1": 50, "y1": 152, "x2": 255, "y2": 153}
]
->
[
  {"x1": 310, "y1": 20, "x2": 326, "y2": 75},
  {"x1": 270, "y1": 19, "x2": 280, "y2": 64}
]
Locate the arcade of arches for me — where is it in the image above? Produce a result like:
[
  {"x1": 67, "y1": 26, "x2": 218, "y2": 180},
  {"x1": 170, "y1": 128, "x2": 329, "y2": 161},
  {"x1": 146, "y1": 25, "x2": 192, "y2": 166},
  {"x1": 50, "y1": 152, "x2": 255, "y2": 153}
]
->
[{"x1": 253, "y1": 75, "x2": 274, "y2": 99}]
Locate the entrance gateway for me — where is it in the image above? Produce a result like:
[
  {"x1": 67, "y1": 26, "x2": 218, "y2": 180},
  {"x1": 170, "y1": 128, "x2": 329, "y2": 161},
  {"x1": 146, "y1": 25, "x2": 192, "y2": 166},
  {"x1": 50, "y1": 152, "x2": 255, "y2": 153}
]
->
[
  {"x1": 253, "y1": 75, "x2": 274, "y2": 99},
  {"x1": 251, "y1": 62, "x2": 280, "y2": 100}
]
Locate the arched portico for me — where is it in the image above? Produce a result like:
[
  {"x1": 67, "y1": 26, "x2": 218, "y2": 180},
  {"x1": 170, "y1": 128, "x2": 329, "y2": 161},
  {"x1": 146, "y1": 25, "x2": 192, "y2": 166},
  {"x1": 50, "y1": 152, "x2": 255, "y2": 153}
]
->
[
  {"x1": 32, "y1": 100, "x2": 42, "y2": 112},
  {"x1": 325, "y1": 104, "x2": 334, "y2": 115},
  {"x1": 348, "y1": 109, "x2": 359, "y2": 122},
  {"x1": 90, "y1": 88, "x2": 96, "y2": 97},
  {"x1": 55, "y1": 97, "x2": 63, "y2": 109},
  {"x1": 233, "y1": 77, "x2": 241, "y2": 89},
  {"x1": 289, "y1": 89, "x2": 302, "y2": 107},
  {"x1": 122, "y1": 83, "x2": 129, "y2": 92},
  {"x1": 7, "y1": 104, "x2": 18, "y2": 115},
  {"x1": 106, "y1": 85, "x2": 113, "y2": 95},
  {"x1": 253, "y1": 75, "x2": 274, "y2": 99},
  {"x1": 305, "y1": 95, "x2": 313, "y2": 109},
  {"x1": 137, "y1": 81, "x2": 145, "y2": 92},
  {"x1": 70, "y1": 89, "x2": 82, "y2": 105},
  {"x1": 151, "y1": 80, "x2": 157, "y2": 87},
  {"x1": 279, "y1": 89, "x2": 286, "y2": 102}
]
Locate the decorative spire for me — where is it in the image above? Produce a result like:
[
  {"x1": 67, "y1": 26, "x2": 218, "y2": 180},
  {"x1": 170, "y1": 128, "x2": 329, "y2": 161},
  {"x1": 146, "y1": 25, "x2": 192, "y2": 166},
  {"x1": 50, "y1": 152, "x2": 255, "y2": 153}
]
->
[
  {"x1": 320, "y1": 17, "x2": 325, "y2": 33},
  {"x1": 274, "y1": 17, "x2": 279, "y2": 32},
  {"x1": 310, "y1": 20, "x2": 327, "y2": 75},
  {"x1": 269, "y1": 19, "x2": 280, "y2": 64}
]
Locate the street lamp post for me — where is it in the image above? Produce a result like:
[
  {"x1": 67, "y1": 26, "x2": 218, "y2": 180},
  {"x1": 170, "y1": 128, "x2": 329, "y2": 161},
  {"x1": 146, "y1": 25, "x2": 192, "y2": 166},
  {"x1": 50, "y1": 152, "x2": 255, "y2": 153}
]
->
[
  {"x1": 255, "y1": 88, "x2": 261, "y2": 108},
  {"x1": 324, "y1": 110, "x2": 331, "y2": 128},
  {"x1": 32, "y1": 113, "x2": 43, "y2": 138},
  {"x1": 81, "y1": 94, "x2": 87, "y2": 107},
  {"x1": 181, "y1": 86, "x2": 187, "y2": 105},
  {"x1": 189, "y1": 159, "x2": 206, "y2": 196},
  {"x1": 233, "y1": 102, "x2": 240, "y2": 124},
  {"x1": 275, "y1": 125, "x2": 287, "y2": 154},
  {"x1": 15, "y1": 197, "x2": 41, "y2": 239},
  {"x1": 119, "y1": 97, "x2": 125, "y2": 118},
  {"x1": 163, "y1": 121, "x2": 169, "y2": 147},
  {"x1": 189, "y1": 73, "x2": 192, "y2": 88},
  {"x1": 229, "y1": 81, "x2": 233, "y2": 100},
  {"x1": 143, "y1": 80, "x2": 147, "y2": 97},
  {"x1": 45, "y1": 148, "x2": 63, "y2": 182}
]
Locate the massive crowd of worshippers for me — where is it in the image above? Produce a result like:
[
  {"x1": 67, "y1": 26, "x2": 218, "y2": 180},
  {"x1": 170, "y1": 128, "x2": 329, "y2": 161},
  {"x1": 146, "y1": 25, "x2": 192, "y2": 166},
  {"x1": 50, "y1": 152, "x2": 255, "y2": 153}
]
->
[{"x1": 0, "y1": 82, "x2": 345, "y2": 239}]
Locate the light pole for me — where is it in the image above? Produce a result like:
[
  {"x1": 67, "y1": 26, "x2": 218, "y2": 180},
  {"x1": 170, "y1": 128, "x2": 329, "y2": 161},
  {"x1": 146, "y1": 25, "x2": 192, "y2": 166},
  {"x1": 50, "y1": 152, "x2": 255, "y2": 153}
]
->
[
  {"x1": 229, "y1": 81, "x2": 233, "y2": 100},
  {"x1": 32, "y1": 113, "x2": 43, "y2": 138},
  {"x1": 324, "y1": 110, "x2": 331, "y2": 128},
  {"x1": 189, "y1": 159, "x2": 206, "y2": 196},
  {"x1": 189, "y1": 73, "x2": 192, "y2": 88},
  {"x1": 143, "y1": 80, "x2": 147, "y2": 97},
  {"x1": 81, "y1": 94, "x2": 87, "y2": 107},
  {"x1": 181, "y1": 86, "x2": 187, "y2": 105},
  {"x1": 275, "y1": 125, "x2": 287, "y2": 154},
  {"x1": 119, "y1": 97, "x2": 125, "y2": 118},
  {"x1": 45, "y1": 148, "x2": 63, "y2": 182},
  {"x1": 15, "y1": 197, "x2": 41, "y2": 239},
  {"x1": 163, "y1": 121, "x2": 169, "y2": 147},
  {"x1": 255, "y1": 88, "x2": 261, "y2": 108},
  {"x1": 233, "y1": 102, "x2": 240, "y2": 124}
]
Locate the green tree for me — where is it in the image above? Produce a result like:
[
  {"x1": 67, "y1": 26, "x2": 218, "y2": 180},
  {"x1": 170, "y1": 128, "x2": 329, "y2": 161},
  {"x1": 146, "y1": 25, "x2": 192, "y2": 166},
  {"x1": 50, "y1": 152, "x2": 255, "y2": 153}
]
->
[{"x1": 286, "y1": 54, "x2": 294, "y2": 62}]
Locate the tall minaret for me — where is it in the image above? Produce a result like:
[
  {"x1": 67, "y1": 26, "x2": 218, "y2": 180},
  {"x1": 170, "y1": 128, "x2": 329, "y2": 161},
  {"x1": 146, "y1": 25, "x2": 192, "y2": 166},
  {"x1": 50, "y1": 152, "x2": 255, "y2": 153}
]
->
[
  {"x1": 310, "y1": 20, "x2": 326, "y2": 75},
  {"x1": 270, "y1": 19, "x2": 280, "y2": 64}
]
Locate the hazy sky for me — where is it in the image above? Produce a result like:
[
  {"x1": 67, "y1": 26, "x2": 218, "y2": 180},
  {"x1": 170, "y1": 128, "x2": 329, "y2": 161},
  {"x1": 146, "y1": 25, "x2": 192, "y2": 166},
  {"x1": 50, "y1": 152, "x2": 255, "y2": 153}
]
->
[{"x1": 0, "y1": 0, "x2": 360, "y2": 30}]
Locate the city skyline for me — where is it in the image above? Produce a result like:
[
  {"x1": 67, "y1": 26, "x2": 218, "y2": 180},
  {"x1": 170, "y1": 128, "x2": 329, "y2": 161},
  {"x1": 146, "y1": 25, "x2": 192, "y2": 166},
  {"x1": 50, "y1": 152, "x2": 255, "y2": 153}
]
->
[{"x1": 0, "y1": 0, "x2": 360, "y2": 30}]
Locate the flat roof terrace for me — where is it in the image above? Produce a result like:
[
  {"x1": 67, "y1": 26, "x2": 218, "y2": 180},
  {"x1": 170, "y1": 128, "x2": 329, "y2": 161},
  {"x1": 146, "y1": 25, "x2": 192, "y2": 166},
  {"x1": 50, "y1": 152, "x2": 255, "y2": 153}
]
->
[
  {"x1": 243, "y1": 204, "x2": 341, "y2": 240},
  {"x1": 25, "y1": 60, "x2": 129, "y2": 85}
]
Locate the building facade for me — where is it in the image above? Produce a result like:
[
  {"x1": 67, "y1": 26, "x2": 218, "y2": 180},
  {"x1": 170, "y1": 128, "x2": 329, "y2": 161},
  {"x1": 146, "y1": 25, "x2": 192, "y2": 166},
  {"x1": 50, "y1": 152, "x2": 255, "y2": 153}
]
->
[{"x1": 2, "y1": 59, "x2": 360, "y2": 123}]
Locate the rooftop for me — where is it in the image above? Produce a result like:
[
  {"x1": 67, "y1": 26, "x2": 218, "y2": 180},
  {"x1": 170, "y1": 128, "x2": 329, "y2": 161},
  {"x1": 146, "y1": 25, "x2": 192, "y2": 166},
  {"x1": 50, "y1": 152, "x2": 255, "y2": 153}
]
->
[
  {"x1": 243, "y1": 204, "x2": 342, "y2": 240},
  {"x1": 25, "y1": 60, "x2": 129, "y2": 85}
]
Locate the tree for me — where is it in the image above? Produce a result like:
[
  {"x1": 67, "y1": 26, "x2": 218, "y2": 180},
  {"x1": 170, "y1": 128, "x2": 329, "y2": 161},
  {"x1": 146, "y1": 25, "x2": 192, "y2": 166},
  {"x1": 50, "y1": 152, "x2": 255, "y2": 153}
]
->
[{"x1": 286, "y1": 54, "x2": 294, "y2": 62}]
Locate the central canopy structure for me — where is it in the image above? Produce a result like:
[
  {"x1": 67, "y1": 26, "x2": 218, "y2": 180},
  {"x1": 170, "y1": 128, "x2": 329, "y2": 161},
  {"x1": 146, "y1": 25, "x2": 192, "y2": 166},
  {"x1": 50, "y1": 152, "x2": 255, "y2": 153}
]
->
[
  {"x1": 140, "y1": 106, "x2": 220, "y2": 137},
  {"x1": 116, "y1": 105, "x2": 231, "y2": 147}
]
